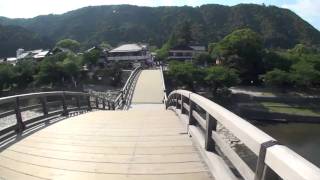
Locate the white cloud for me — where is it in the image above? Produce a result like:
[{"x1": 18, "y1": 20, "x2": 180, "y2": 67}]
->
[
  {"x1": 282, "y1": 0, "x2": 320, "y2": 29},
  {"x1": 282, "y1": 0, "x2": 320, "y2": 17}
]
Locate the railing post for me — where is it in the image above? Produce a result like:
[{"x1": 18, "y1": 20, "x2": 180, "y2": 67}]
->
[
  {"x1": 102, "y1": 99, "x2": 106, "y2": 109},
  {"x1": 175, "y1": 94, "x2": 179, "y2": 109},
  {"x1": 87, "y1": 95, "x2": 92, "y2": 111},
  {"x1": 95, "y1": 97, "x2": 99, "y2": 109},
  {"x1": 254, "y1": 140, "x2": 279, "y2": 180},
  {"x1": 61, "y1": 92, "x2": 68, "y2": 116},
  {"x1": 41, "y1": 96, "x2": 48, "y2": 117},
  {"x1": 76, "y1": 96, "x2": 81, "y2": 110},
  {"x1": 108, "y1": 101, "x2": 111, "y2": 110},
  {"x1": 181, "y1": 95, "x2": 187, "y2": 114},
  {"x1": 205, "y1": 112, "x2": 216, "y2": 151},
  {"x1": 14, "y1": 97, "x2": 25, "y2": 134},
  {"x1": 188, "y1": 100, "x2": 196, "y2": 125}
]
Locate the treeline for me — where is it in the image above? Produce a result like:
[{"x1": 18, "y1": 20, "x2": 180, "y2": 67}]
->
[
  {"x1": 0, "y1": 39, "x2": 121, "y2": 93},
  {"x1": 1, "y1": 4, "x2": 320, "y2": 57},
  {"x1": 166, "y1": 28, "x2": 320, "y2": 96}
]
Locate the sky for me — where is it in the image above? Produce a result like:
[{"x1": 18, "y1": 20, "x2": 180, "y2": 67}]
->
[{"x1": 0, "y1": 0, "x2": 319, "y2": 30}]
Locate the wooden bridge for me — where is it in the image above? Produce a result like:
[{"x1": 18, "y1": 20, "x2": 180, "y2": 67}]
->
[{"x1": 0, "y1": 67, "x2": 320, "y2": 180}]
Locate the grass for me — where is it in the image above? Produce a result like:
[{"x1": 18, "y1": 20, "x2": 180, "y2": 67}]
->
[{"x1": 260, "y1": 102, "x2": 320, "y2": 117}]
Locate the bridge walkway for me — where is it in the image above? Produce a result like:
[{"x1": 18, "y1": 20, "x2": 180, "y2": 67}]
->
[
  {"x1": 0, "y1": 109, "x2": 213, "y2": 180},
  {"x1": 131, "y1": 69, "x2": 164, "y2": 105}
]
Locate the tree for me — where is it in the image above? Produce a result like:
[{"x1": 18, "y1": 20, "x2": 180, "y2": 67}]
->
[
  {"x1": 35, "y1": 52, "x2": 81, "y2": 87},
  {"x1": 13, "y1": 60, "x2": 37, "y2": 89},
  {"x1": 55, "y1": 39, "x2": 81, "y2": 52},
  {"x1": 99, "y1": 42, "x2": 112, "y2": 50},
  {"x1": 82, "y1": 49, "x2": 101, "y2": 66},
  {"x1": 193, "y1": 52, "x2": 212, "y2": 67},
  {"x1": 213, "y1": 28, "x2": 264, "y2": 84},
  {"x1": 36, "y1": 59, "x2": 64, "y2": 86},
  {"x1": 61, "y1": 55, "x2": 82, "y2": 87},
  {"x1": 205, "y1": 66, "x2": 239, "y2": 96},
  {"x1": 290, "y1": 61, "x2": 320, "y2": 88},
  {"x1": 175, "y1": 21, "x2": 193, "y2": 46},
  {"x1": 167, "y1": 61, "x2": 198, "y2": 90},
  {"x1": 0, "y1": 64, "x2": 14, "y2": 90},
  {"x1": 156, "y1": 34, "x2": 177, "y2": 61},
  {"x1": 263, "y1": 69, "x2": 291, "y2": 88}
]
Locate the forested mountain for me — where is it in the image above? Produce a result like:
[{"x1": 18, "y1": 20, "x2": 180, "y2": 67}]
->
[
  {"x1": 0, "y1": 24, "x2": 52, "y2": 57},
  {"x1": 0, "y1": 4, "x2": 320, "y2": 57}
]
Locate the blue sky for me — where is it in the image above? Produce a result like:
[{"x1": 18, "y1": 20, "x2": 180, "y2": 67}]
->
[{"x1": 0, "y1": 0, "x2": 319, "y2": 30}]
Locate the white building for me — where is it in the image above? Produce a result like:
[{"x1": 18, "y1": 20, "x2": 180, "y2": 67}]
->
[
  {"x1": 16, "y1": 49, "x2": 50, "y2": 61},
  {"x1": 168, "y1": 45, "x2": 206, "y2": 61},
  {"x1": 108, "y1": 44, "x2": 152, "y2": 66}
]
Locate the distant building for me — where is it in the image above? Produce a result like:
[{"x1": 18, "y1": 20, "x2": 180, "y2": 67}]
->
[
  {"x1": 168, "y1": 45, "x2": 206, "y2": 61},
  {"x1": 5, "y1": 57, "x2": 18, "y2": 65},
  {"x1": 107, "y1": 43, "x2": 152, "y2": 67},
  {"x1": 16, "y1": 48, "x2": 50, "y2": 61}
]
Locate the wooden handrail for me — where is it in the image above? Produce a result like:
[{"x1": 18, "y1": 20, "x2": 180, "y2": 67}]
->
[
  {"x1": 113, "y1": 66, "x2": 142, "y2": 110},
  {"x1": 159, "y1": 65, "x2": 168, "y2": 103},
  {"x1": 0, "y1": 91, "x2": 113, "y2": 140},
  {"x1": 167, "y1": 90, "x2": 320, "y2": 180}
]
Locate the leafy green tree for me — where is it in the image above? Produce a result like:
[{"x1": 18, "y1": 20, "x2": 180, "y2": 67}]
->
[
  {"x1": 82, "y1": 49, "x2": 101, "y2": 66},
  {"x1": 99, "y1": 42, "x2": 112, "y2": 50},
  {"x1": 156, "y1": 34, "x2": 177, "y2": 61},
  {"x1": 61, "y1": 55, "x2": 82, "y2": 87},
  {"x1": 193, "y1": 52, "x2": 212, "y2": 67},
  {"x1": 205, "y1": 66, "x2": 239, "y2": 96},
  {"x1": 175, "y1": 21, "x2": 193, "y2": 46},
  {"x1": 262, "y1": 69, "x2": 291, "y2": 88},
  {"x1": 167, "y1": 61, "x2": 198, "y2": 90},
  {"x1": 290, "y1": 61, "x2": 320, "y2": 88},
  {"x1": 55, "y1": 39, "x2": 81, "y2": 52},
  {"x1": 213, "y1": 28, "x2": 264, "y2": 84},
  {"x1": 13, "y1": 60, "x2": 37, "y2": 89},
  {"x1": 0, "y1": 64, "x2": 14, "y2": 90},
  {"x1": 36, "y1": 52, "x2": 81, "y2": 87},
  {"x1": 36, "y1": 59, "x2": 64, "y2": 86},
  {"x1": 262, "y1": 51, "x2": 293, "y2": 71}
]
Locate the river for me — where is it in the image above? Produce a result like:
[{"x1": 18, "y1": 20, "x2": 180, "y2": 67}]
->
[{"x1": 255, "y1": 122, "x2": 320, "y2": 167}]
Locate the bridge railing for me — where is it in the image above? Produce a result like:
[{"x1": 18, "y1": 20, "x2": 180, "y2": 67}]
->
[
  {"x1": 167, "y1": 90, "x2": 320, "y2": 180},
  {"x1": 159, "y1": 65, "x2": 168, "y2": 103},
  {"x1": 113, "y1": 66, "x2": 142, "y2": 109},
  {"x1": 0, "y1": 91, "x2": 112, "y2": 142}
]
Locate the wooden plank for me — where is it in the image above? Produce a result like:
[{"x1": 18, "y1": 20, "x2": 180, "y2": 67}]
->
[
  {"x1": 6, "y1": 147, "x2": 201, "y2": 163},
  {"x1": 212, "y1": 132, "x2": 255, "y2": 180},
  {"x1": 0, "y1": 109, "x2": 213, "y2": 180},
  {"x1": 0, "y1": 166, "x2": 44, "y2": 180},
  {"x1": 0, "y1": 153, "x2": 207, "y2": 174}
]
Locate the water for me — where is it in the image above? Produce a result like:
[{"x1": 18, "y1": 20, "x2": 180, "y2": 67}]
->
[{"x1": 255, "y1": 122, "x2": 320, "y2": 167}]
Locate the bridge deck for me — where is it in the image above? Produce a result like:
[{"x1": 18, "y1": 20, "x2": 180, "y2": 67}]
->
[
  {"x1": 131, "y1": 70, "x2": 164, "y2": 104},
  {"x1": 0, "y1": 109, "x2": 213, "y2": 180}
]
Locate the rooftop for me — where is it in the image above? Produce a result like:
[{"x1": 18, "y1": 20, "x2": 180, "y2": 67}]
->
[{"x1": 109, "y1": 44, "x2": 146, "y2": 53}]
